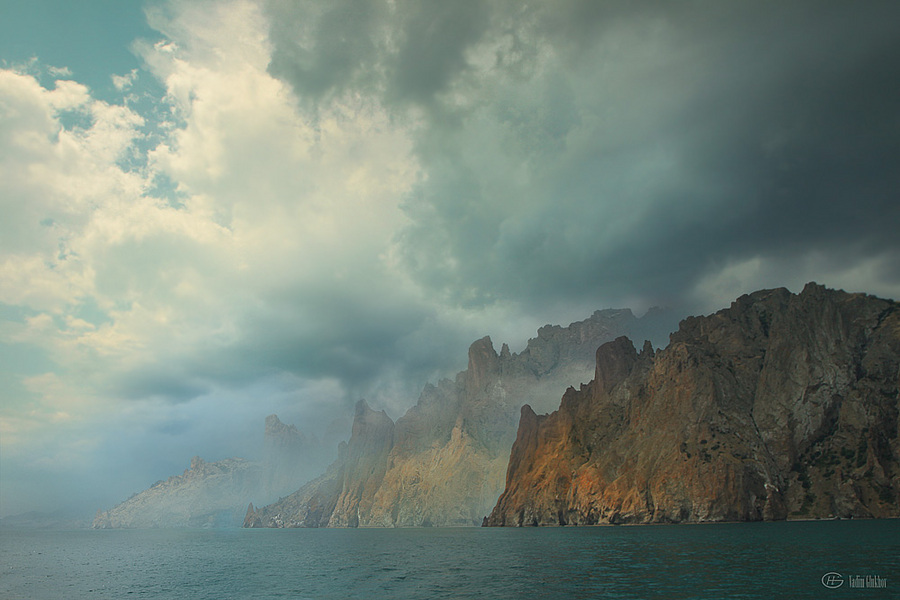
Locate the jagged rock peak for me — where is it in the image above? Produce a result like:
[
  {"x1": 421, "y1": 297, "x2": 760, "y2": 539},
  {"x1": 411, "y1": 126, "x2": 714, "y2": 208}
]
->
[
  {"x1": 516, "y1": 308, "x2": 649, "y2": 378},
  {"x1": 801, "y1": 280, "x2": 827, "y2": 297},
  {"x1": 265, "y1": 414, "x2": 298, "y2": 435},
  {"x1": 467, "y1": 336, "x2": 500, "y2": 393},
  {"x1": 353, "y1": 398, "x2": 391, "y2": 421},
  {"x1": 264, "y1": 414, "x2": 312, "y2": 449},
  {"x1": 593, "y1": 336, "x2": 640, "y2": 397},
  {"x1": 244, "y1": 503, "x2": 262, "y2": 528},
  {"x1": 537, "y1": 308, "x2": 636, "y2": 340},
  {"x1": 349, "y1": 399, "x2": 395, "y2": 446}
]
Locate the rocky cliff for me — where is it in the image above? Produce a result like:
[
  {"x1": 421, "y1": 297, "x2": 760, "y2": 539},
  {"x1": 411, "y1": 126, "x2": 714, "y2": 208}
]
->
[
  {"x1": 246, "y1": 308, "x2": 676, "y2": 528},
  {"x1": 93, "y1": 414, "x2": 329, "y2": 528},
  {"x1": 485, "y1": 284, "x2": 900, "y2": 526}
]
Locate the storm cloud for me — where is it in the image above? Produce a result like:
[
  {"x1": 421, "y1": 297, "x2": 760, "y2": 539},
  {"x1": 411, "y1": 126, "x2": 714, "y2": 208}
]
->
[{"x1": 266, "y1": 0, "x2": 900, "y2": 312}]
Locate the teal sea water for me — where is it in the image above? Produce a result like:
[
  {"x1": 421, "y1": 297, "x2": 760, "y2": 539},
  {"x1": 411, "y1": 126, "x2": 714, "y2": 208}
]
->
[{"x1": 2, "y1": 520, "x2": 897, "y2": 599}]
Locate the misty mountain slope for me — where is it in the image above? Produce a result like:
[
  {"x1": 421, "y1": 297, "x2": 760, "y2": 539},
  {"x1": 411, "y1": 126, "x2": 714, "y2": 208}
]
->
[
  {"x1": 246, "y1": 308, "x2": 675, "y2": 528},
  {"x1": 262, "y1": 414, "x2": 333, "y2": 497},
  {"x1": 93, "y1": 456, "x2": 262, "y2": 529},
  {"x1": 486, "y1": 283, "x2": 900, "y2": 526},
  {"x1": 245, "y1": 400, "x2": 393, "y2": 528},
  {"x1": 93, "y1": 415, "x2": 330, "y2": 528}
]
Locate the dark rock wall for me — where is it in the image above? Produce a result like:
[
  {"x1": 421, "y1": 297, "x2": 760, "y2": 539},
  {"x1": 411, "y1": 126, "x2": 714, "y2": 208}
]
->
[{"x1": 486, "y1": 284, "x2": 900, "y2": 526}]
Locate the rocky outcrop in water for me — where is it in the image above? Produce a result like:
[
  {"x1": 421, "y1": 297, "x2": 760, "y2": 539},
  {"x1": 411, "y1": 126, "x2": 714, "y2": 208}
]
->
[
  {"x1": 485, "y1": 284, "x2": 900, "y2": 526},
  {"x1": 245, "y1": 309, "x2": 676, "y2": 528}
]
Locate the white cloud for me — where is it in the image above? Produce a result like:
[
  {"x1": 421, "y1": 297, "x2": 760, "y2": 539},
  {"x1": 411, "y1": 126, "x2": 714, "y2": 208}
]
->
[
  {"x1": 111, "y1": 68, "x2": 138, "y2": 91},
  {"x1": 47, "y1": 65, "x2": 73, "y2": 78}
]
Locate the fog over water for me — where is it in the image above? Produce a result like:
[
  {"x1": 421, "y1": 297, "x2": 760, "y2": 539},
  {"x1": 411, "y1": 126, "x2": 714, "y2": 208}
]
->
[{"x1": 1, "y1": 0, "x2": 898, "y2": 519}]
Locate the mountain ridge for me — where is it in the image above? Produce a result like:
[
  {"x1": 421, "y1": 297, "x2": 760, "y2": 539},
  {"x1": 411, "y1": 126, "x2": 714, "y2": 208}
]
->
[
  {"x1": 244, "y1": 308, "x2": 675, "y2": 527},
  {"x1": 485, "y1": 283, "x2": 900, "y2": 526}
]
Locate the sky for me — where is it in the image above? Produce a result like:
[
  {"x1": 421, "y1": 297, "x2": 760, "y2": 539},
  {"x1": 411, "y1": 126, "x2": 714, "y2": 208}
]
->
[{"x1": 1, "y1": 0, "x2": 899, "y2": 518}]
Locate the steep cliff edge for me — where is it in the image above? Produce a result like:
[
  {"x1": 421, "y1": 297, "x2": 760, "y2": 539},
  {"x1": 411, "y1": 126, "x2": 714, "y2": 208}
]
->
[
  {"x1": 246, "y1": 308, "x2": 675, "y2": 527},
  {"x1": 486, "y1": 284, "x2": 900, "y2": 526}
]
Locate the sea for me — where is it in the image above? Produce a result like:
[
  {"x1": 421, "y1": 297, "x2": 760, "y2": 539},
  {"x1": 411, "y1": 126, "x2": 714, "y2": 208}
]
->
[{"x1": 1, "y1": 520, "x2": 897, "y2": 599}]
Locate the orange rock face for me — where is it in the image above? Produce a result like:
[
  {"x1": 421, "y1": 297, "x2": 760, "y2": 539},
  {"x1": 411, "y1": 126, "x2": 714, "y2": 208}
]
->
[{"x1": 486, "y1": 284, "x2": 900, "y2": 526}]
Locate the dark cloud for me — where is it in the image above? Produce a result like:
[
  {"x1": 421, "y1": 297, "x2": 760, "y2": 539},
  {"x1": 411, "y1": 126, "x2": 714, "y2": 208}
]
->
[
  {"x1": 266, "y1": 0, "x2": 490, "y2": 109},
  {"x1": 107, "y1": 276, "x2": 473, "y2": 413},
  {"x1": 114, "y1": 370, "x2": 210, "y2": 402},
  {"x1": 386, "y1": 0, "x2": 490, "y2": 107},
  {"x1": 266, "y1": 0, "x2": 384, "y2": 102},
  {"x1": 259, "y1": 0, "x2": 900, "y2": 313}
]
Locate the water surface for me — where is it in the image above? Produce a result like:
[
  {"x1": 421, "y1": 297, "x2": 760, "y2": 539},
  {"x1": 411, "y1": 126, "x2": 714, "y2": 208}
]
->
[{"x1": 2, "y1": 520, "x2": 897, "y2": 599}]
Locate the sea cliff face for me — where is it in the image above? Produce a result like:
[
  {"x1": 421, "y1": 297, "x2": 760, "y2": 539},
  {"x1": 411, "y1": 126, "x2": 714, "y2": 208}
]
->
[
  {"x1": 246, "y1": 309, "x2": 674, "y2": 528},
  {"x1": 485, "y1": 284, "x2": 900, "y2": 526}
]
